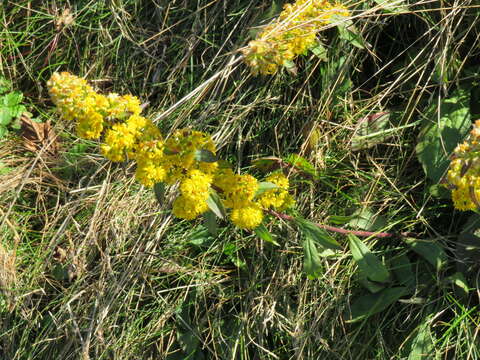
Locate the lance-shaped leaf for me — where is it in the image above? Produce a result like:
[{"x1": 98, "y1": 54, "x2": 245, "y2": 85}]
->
[
  {"x1": 254, "y1": 224, "x2": 279, "y2": 246},
  {"x1": 206, "y1": 190, "x2": 226, "y2": 219},
  {"x1": 348, "y1": 234, "x2": 390, "y2": 283},
  {"x1": 303, "y1": 237, "x2": 322, "y2": 279},
  {"x1": 153, "y1": 182, "x2": 166, "y2": 205},
  {"x1": 203, "y1": 211, "x2": 218, "y2": 236},
  {"x1": 297, "y1": 218, "x2": 342, "y2": 250},
  {"x1": 194, "y1": 149, "x2": 218, "y2": 163}
]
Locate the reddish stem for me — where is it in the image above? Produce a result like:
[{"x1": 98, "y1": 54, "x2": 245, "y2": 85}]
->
[{"x1": 268, "y1": 210, "x2": 417, "y2": 239}]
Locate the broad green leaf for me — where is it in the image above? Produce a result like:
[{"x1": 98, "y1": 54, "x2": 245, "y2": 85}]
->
[
  {"x1": 254, "y1": 223, "x2": 279, "y2": 246},
  {"x1": 358, "y1": 270, "x2": 385, "y2": 293},
  {"x1": 347, "y1": 287, "x2": 407, "y2": 323},
  {"x1": 203, "y1": 211, "x2": 218, "y2": 236},
  {"x1": 404, "y1": 238, "x2": 447, "y2": 271},
  {"x1": 348, "y1": 208, "x2": 387, "y2": 231},
  {"x1": 391, "y1": 254, "x2": 415, "y2": 289},
  {"x1": 254, "y1": 181, "x2": 278, "y2": 197},
  {"x1": 0, "y1": 108, "x2": 12, "y2": 126},
  {"x1": 153, "y1": 182, "x2": 165, "y2": 205},
  {"x1": 407, "y1": 318, "x2": 435, "y2": 360},
  {"x1": 303, "y1": 237, "x2": 322, "y2": 279},
  {"x1": 194, "y1": 149, "x2": 218, "y2": 163},
  {"x1": 428, "y1": 184, "x2": 451, "y2": 199},
  {"x1": 206, "y1": 190, "x2": 226, "y2": 219},
  {"x1": 416, "y1": 89, "x2": 471, "y2": 183},
  {"x1": 3, "y1": 91, "x2": 22, "y2": 107},
  {"x1": 10, "y1": 104, "x2": 26, "y2": 119},
  {"x1": 348, "y1": 234, "x2": 390, "y2": 283},
  {"x1": 297, "y1": 218, "x2": 342, "y2": 250}
]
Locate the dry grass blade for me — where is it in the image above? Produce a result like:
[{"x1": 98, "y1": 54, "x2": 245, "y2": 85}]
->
[{"x1": 0, "y1": 243, "x2": 17, "y2": 312}]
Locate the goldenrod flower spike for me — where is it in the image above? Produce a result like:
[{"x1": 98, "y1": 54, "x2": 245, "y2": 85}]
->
[
  {"x1": 47, "y1": 72, "x2": 295, "y2": 229},
  {"x1": 242, "y1": 0, "x2": 350, "y2": 75}
]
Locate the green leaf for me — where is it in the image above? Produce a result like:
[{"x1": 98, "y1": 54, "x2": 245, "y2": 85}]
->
[
  {"x1": 0, "y1": 161, "x2": 13, "y2": 175},
  {"x1": 0, "y1": 108, "x2": 13, "y2": 126},
  {"x1": 0, "y1": 78, "x2": 11, "y2": 94},
  {"x1": 10, "y1": 104, "x2": 26, "y2": 119},
  {"x1": 206, "y1": 190, "x2": 226, "y2": 219},
  {"x1": 203, "y1": 211, "x2": 218, "y2": 236},
  {"x1": 188, "y1": 226, "x2": 213, "y2": 247},
  {"x1": 153, "y1": 182, "x2": 165, "y2": 205},
  {"x1": 358, "y1": 270, "x2": 386, "y2": 293},
  {"x1": 404, "y1": 238, "x2": 447, "y2": 271},
  {"x1": 391, "y1": 254, "x2": 415, "y2": 289},
  {"x1": 310, "y1": 42, "x2": 328, "y2": 61},
  {"x1": 348, "y1": 208, "x2": 387, "y2": 231},
  {"x1": 0, "y1": 126, "x2": 7, "y2": 139},
  {"x1": 194, "y1": 149, "x2": 218, "y2": 163},
  {"x1": 297, "y1": 218, "x2": 342, "y2": 250},
  {"x1": 445, "y1": 272, "x2": 469, "y2": 298},
  {"x1": 254, "y1": 181, "x2": 278, "y2": 197},
  {"x1": 416, "y1": 89, "x2": 471, "y2": 183},
  {"x1": 406, "y1": 318, "x2": 435, "y2": 360},
  {"x1": 252, "y1": 156, "x2": 281, "y2": 171},
  {"x1": 348, "y1": 234, "x2": 390, "y2": 283},
  {"x1": 254, "y1": 224, "x2": 279, "y2": 246},
  {"x1": 347, "y1": 287, "x2": 407, "y2": 323},
  {"x1": 303, "y1": 237, "x2": 323, "y2": 279},
  {"x1": 329, "y1": 215, "x2": 354, "y2": 225},
  {"x1": 284, "y1": 153, "x2": 317, "y2": 176},
  {"x1": 3, "y1": 91, "x2": 22, "y2": 107},
  {"x1": 331, "y1": 16, "x2": 366, "y2": 49}
]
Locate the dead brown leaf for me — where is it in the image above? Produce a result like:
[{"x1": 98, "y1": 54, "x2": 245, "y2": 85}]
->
[{"x1": 21, "y1": 114, "x2": 59, "y2": 156}]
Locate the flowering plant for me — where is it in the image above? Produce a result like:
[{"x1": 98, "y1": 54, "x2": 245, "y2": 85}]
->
[{"x1": 47, "y1": 72, "x2": 295, "y2": 230}]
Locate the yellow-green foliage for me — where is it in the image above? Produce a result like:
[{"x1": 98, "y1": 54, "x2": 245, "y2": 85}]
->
[
  {"x1": 242, "y1": 0, "x2": 349, "y2": 75},
  {"x1": 47, "y1": 72, "x2": 294, "y2": 229}
]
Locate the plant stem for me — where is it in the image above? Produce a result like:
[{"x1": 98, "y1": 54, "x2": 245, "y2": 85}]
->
[{"x1": 268, "y1": 210, "x2": 418, "y2": 239}]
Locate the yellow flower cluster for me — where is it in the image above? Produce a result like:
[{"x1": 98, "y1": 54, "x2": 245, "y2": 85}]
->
[
  {"x1": 47, "y1": 72, "x2": 142, "y2": 139},
  {"x1": 258, "y1": 172, "x2": 296, "y2": 210},
  {"x1": 48, "y1": 72, "x2": 295, "y2": 229},
  {"x1": 446, "y1": 120, "x2": 480, "y2": 211},
  {"x1": 242, "y1": 0, "x2": 349, "y2": 75}
]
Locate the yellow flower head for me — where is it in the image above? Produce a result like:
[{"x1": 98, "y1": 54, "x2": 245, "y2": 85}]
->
[{"x1": 230, "y1": 203, "x2": 264, "y2": 230}]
